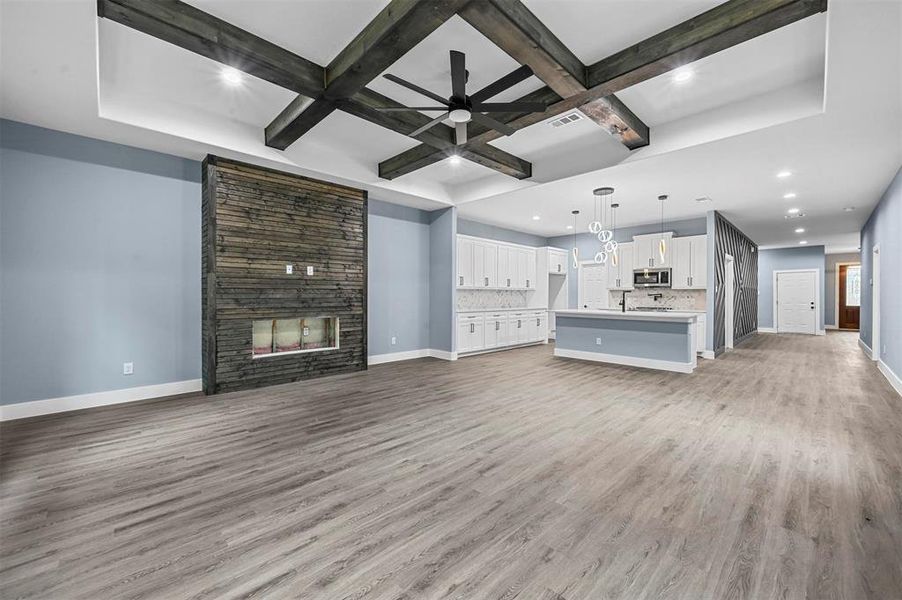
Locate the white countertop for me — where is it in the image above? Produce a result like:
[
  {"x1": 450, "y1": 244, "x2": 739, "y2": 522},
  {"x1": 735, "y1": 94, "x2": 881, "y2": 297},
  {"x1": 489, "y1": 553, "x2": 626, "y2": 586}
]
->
[
  {"x1": 458, "y1": 307, "x2": 548, "y2": 314},
  {"x1": 555, "y1": 309, "x2": 699, "y2": 322}
]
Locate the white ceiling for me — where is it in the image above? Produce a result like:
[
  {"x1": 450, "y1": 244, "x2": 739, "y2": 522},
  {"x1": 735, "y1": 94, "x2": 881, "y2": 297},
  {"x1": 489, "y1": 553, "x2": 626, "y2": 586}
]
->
[{"x1": 1, "y1": 0, "x2": 899, "y2": 253}]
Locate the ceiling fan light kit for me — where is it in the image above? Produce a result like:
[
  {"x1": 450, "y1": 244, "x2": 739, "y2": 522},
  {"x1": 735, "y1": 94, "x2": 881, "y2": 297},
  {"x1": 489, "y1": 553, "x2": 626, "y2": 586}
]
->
[{"x1": 379, "y1": 50, "x2": 547, "y2": 145}]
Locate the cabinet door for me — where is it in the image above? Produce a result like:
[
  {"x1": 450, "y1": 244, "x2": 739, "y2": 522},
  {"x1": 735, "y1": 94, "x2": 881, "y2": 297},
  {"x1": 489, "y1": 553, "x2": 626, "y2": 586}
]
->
[
  {"x1": 485, "y1": 315, "x2": 503, "y2": 348},
  {"x1": 483, "y1": 243, "x2": 498, "y2": 288},
  {"x1": 457, "y1": 321, "x2": 471, "y2": 352},
  {"x1": 537, "y1": 314, "x2": 547, "y2": 341},
  {"x1": 515, "y1": 249, "x2": 528, "y2": 289},
  {"x1": 690, "y1": 236, "x2": 707, "y2": 289},
  {"x1": 549, "y1": 251, "x2": 564, "y2": 274},
  {"x1": 498, "y1": 246, "x2": 510, "y2": 288},
  {"x1": 671, "y1": 237, "x2": 692, "y2": 290},
  {"x1": 473, "y1": 242, "x2": 486, "y2": 288},
  {"x1": 616, "y1": 243, "x2": 634, "y2": 289},
  {"x1": 457, "y1": 238, "x2": 474, "y2": 287},
  {"x1": 525, "y1": 249, "x2": 537, "y2": 289},
  {"x1": 524, "y1": 314, "x2": 537, "y2": 341},
  {"x1": 471, "y1": 319, "x2": 485, "y2": 351},
  {"x1": 633, "y1": 236, "x2": 653, "y2": 269}
]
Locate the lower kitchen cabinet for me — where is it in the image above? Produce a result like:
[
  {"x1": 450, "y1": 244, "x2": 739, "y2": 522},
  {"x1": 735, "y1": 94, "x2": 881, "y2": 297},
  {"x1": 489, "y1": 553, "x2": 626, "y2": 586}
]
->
[{"x1": 457, "y1": 309, "x2": 547, "y2": 355}]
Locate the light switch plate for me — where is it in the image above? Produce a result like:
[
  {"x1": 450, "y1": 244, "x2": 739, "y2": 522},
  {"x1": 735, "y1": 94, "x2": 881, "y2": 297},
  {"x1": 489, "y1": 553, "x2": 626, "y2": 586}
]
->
[
  {"x1": 391, "y1": 336, "x2": 397, "y2": 345},
  {"x1": 285, "y1": 264, "x2": 293, "y2": 274},
  {"x1": 306, "y1": 265, "x2": 314, "y2": 276},
  {"x1": 123, "y1": 362, "x2": 134, "y2": 375}
]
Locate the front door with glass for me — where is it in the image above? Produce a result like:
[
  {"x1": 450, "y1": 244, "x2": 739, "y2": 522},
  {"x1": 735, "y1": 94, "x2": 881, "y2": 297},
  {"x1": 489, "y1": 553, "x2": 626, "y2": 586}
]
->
[{"x1": 839, "y1": 264, "x2": 861, "y2": 330}]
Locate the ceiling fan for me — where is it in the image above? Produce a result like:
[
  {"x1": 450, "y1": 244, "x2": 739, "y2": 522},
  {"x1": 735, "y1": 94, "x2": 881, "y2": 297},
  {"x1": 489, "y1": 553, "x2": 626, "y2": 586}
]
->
[{"x1": 377, "y1": 50, "x2": 547, "y2": 145}]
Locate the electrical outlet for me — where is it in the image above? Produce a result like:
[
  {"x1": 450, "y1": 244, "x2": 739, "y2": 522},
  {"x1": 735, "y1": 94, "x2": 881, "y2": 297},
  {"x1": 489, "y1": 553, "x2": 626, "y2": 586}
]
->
[
  {"x1": 306, "y1": 265, "x2": 314, "y2": 276},
  {"x1": 391, "y1": 336, "x2": 397, "y2": 345},
  {"x1": 596, "y1": 337, "x2": 602, "y2": 346},
  {"x1": 123, "y1": 362, "x2": 134, "y2": 375},
  {"x1": 285, "y1": 264, "x2": 293, "y2": 274}
]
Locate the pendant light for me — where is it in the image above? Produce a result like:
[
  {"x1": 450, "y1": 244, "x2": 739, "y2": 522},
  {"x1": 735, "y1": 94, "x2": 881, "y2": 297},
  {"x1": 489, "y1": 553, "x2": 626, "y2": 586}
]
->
[
  {"x1": 610, "y1": 202, "x2": 620, "y2": 266},
  {"x1": 570, "y1": 210, "x2": 580, "y2": 269},
  {"x1": 593, "y1": 187, "x2": 616, "y2": 264},
  {"x1": 658, "y1": 194, "x2": 668, "y2": 262}
]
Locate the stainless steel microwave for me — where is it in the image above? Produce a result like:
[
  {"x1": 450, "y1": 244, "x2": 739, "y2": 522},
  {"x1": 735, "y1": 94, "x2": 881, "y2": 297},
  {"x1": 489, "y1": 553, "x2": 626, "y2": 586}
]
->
[{"x1": 633, "y1": 268, "x2": 671, "y2": 288}]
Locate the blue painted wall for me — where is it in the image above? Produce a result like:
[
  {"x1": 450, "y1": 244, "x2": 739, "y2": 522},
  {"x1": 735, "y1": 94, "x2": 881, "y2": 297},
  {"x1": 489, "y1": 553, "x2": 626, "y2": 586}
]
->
[
  {"x1": 0, "y1": 120, "x2": 202, "y2": 405},
  {"x1": 367, "y1": 199, "x2": 430, "y2": 356},
  {"x1": 757, "y1": 245, "x2": 826, "y2": 330},
  {"x1": 429, "y1": 207, "x2": 457, "y2": 353},
  {"x1": 860, "y1": 166, "x2": 901, "y2": 378},
  {"x1": 458, "y1": 218, "x2": 547, "y2": 247},
  {"x1": 547, "y1": 217, "x2": 707, "y2": 309},
  {"x1": 825, "y1": 252, "x2": 860, "y2": 327}
]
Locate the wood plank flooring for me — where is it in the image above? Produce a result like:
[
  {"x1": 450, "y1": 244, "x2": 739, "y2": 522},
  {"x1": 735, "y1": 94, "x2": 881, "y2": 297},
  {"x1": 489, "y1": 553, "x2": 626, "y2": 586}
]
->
[{"x1": 2, "y1": 331, "x2": 901, "y2": 599}]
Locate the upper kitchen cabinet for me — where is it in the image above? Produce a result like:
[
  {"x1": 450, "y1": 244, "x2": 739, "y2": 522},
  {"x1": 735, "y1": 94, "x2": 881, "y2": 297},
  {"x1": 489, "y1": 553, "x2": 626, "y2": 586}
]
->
[
  {"x1": 457, "y1": 235, "x2": 538, "y2": 291},
  {"x1": 607, "y1": 242, "x2": 634, "y2": 290},
  {"x1": 633, "y1": 232, "x2": 674, "y2": 269},
  {"x1": 548, "y1": 249, "x2": 568, "y2": 275},
  {"x1": 474, "y1": 241, "x2": 498, "y2": 289},
  {"x1": 672, "y1": 235, "x2": 708, "y2": 290},
  {"x1": 457, "y1": 237, "x2": 475, "y2": 288}
]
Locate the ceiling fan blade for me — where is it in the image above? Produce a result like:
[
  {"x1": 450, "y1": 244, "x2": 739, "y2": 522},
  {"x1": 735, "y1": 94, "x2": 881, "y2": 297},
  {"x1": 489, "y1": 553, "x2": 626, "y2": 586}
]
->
[
  {"x1": 455, "y1": 121, "x2": 467, "y2": 145},
  {"x1": 409, "y1": 112, "x2": 450, "y2": 138},
  {"x1": 470, "y1": 65, "x2": 534, "y2": 103},
  {"x1": 450, "y1": 50, "x2": 467, "y2": 99},
  {"x1": 383, "y1": 74, "x2": 450, "y2": 106},
  {"x1": 471, "y1": 101, "x2": 547, "y2": 113},
  {"x1": 470, "y1": 112, "x2": 516, "y2": 137},
  {"x1": 375, "y1": 106, "x2": 449, "y2": 112}
]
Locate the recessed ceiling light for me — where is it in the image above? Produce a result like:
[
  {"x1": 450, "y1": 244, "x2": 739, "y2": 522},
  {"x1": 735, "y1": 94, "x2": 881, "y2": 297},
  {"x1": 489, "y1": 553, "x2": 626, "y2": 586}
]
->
[
  {"x1": 799, "y1": 240, "x2": 808, "y2": 245},
  {"x1": 794, "y1": 228, "x2": 805, "y2": 233},
  {"x1": 221, "y1": 67, "x2": 243, "y2": 85},
  {"x1": 843, "y1": 206, "x2": 855, "y2": 212},
  {"x1": 448, "y1": 155, "x2": 461, "y2": 165},
  {"x1": 673, "y1": 69, "x2": 693, "y2": 83},
  {"x1": 787, "y1": 208, "x2": 800, "y2": 214},
  {"x1": 777, "y1": 170, "x2": 792, "y2": 178},
  {"x1": 566, "y1": 225, "x2": 573, "y2": 230},
  {"x1": 532, "y1": 215, "x2": 541, "y2": 221},
  {"x1": 783, "y1": 192, "x2": 797, "y2": 199}
]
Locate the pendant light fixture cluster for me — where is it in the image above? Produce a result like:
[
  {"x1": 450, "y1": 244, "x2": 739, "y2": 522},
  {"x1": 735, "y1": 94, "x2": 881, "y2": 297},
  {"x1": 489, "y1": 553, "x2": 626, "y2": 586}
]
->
[{"x1": 590, "y1": 187, "x2": 618, "y2": 264}]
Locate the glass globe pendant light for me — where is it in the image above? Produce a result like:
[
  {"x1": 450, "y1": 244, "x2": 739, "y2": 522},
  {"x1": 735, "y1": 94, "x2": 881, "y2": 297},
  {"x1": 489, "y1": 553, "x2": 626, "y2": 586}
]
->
[
  {"x1": 592, "y1": 187, "x2": 616, "y2": 264},
  {"x1": 658, "y1": 194, "x2": 668, "y2": 262},
  {"x1": 570, "y1": 210, "x2": 580, "y2": 269}
]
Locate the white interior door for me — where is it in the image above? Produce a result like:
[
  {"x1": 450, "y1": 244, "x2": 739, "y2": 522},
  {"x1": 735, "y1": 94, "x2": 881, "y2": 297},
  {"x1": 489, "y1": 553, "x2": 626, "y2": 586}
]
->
[
  {"x1": 777, "y1": 271, "x2": 817, "y2": 334},
  {"x1": 578, "y1": 263, "x2": 609, "y2": 310}
]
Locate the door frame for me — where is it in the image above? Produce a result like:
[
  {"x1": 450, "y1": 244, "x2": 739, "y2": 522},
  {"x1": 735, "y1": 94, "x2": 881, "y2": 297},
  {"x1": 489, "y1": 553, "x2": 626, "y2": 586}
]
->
[
  {"x1": 773, "y1": 268, "x2": 820, "y2": 335},
  {"x1": 834, "y1": 261, "x2": 861, "y2": 330},
  {"x1": 724, "y1": 253, "x2": 735, "y2": 349},
  {"x1": 872, "y1": 244, "x2": 880, "y2": 362}
]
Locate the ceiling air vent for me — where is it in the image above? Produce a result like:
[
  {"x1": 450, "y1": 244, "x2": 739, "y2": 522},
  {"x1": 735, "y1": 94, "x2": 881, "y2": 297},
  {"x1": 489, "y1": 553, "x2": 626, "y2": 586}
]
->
[{"x1": 549, "y1": 112, "x2": 583, "y2": 127}]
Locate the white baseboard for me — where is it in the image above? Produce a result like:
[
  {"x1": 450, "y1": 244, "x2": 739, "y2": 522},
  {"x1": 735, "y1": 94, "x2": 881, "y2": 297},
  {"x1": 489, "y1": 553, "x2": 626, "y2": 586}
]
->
[
  {"x1": 878, "y1": 360, "x2": 902, "y2": 398},
  {"x1": 817, "y1": 329, "x2": 826, "y2": 336},
  {"x1": 859, "y1": 338, "x2": 873, "y2": 358},
  {"x1": 553, "y1": 348, "x2": 695, "y2": 374},
  {"x1": 757, "y1": 327, "x2": 777, "y2": 333},
  {"x1": 700, "y1": 350, "x2": 716, "y2": 360},
  {"x1": 826, "y1": 324, "x2": 838, "y2": 330},
  {"x1": 0, "y1": 379, "x2": 202, "y2": 422},
  {"x1": 427, "y1": 349, "x2": 457, "y2": 361},
  {"x1": 368, "y1": 349, "x2": 430, "y2": 365}
]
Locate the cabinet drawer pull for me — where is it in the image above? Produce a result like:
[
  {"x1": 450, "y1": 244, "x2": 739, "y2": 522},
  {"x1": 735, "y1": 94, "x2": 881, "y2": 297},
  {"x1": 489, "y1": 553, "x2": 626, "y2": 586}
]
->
[
  {"x1": 470, "y1": 323, "x2": 474, "y2": 334},
  {"x1": 495, "y1": 322, "x2": 500, "y2": 331},
  {"x1": 526, "y1": 279, "x2": 530, "y2": 288},
  {"x1": 459, "y1": 275, "x2": 463, "y2": 285},
  {"x1": 517, "y1": 320, "x2": 521, "y2": 328},
  {"x1": 485, "y1": 276, "x2": 489, "y2": 286}
]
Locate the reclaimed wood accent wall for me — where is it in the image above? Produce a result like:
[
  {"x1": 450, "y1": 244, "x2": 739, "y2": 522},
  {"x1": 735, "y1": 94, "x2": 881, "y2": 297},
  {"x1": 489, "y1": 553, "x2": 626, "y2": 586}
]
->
[{"x1": 202, "y1": 156, "x2": 367, "y2": 394}]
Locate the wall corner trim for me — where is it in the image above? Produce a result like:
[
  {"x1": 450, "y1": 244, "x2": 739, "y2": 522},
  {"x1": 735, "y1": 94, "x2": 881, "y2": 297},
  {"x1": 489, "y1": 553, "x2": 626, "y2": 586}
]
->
[
  {"x1": 757, "y1": 327, "x2": 777, "y2": 333},
  {"x1": 878, "y1": 360, "x2": 902, "y2": 398},
  {"x1": 858, "y1": 338, "x2": 872, "y2": 358},
  {"x1": 0, "y1": 379, "x2": 202, "y2": 421},
  {"x1": 700, "y1": 350, "x2": 716, "y2": 360},
  {"x1": 428, "y1": 349, "x2": 458, "y2": 361}
]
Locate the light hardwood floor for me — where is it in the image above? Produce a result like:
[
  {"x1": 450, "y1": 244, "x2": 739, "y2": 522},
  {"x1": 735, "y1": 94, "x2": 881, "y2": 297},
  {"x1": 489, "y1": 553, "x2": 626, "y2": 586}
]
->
[{"x1": 2, "y1": 331, "x2": 901, "y2": 599}]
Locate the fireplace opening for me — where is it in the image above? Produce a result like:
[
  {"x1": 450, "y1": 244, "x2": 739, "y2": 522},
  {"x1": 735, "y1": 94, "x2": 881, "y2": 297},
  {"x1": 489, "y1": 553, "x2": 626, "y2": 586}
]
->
[{"x1": 252, "y1": 317, "x2": 339, "y2": 358}]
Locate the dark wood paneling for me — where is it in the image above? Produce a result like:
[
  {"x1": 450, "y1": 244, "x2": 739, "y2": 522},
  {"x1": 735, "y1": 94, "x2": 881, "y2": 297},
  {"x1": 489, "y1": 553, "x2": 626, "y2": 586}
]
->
[
  {"x1": 202, "y1": 157, "x2": 367, "y2": 394},
  {"x1": 713, "y1": 211, "x2": 758, "y2": 353}
]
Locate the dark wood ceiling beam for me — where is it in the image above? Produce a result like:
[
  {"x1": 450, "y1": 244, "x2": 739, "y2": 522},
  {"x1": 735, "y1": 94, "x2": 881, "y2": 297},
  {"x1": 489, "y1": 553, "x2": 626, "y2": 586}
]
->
[
  {"x1": 265, "y1": 0, "x2": 468, "y2": 150},
  {"x1": 458, "y1": 0, "x2": 649, "y2": 151},
  {"x1": 98, "y1": 0, "x2": 324, "y2": 97},
  {"x1": 380, "y1": 0, "x2": 825, "y2": 178},
  {"x1": 98, "y1": 0, "x2": 532, "y2": 179}
]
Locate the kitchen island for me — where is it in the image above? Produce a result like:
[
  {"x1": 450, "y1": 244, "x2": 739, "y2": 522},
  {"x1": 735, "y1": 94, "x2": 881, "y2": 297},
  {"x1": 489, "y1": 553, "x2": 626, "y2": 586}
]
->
[{"x1": 553, "y1": 309, "x2": 698, "y2": 373}]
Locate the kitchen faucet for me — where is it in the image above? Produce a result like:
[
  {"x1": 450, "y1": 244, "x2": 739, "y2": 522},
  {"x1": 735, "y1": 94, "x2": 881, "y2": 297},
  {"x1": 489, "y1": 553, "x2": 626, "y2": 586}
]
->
[{"x1": 618, "y1": 290, "x2": 629, "y2": 312}]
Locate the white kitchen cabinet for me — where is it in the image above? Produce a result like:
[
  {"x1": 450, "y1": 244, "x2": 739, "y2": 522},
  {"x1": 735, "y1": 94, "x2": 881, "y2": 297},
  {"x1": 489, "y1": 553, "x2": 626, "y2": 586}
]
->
[
  {"x1": 498, "y1": 245, "x2": 519, "y2": 289},
  {"x1": 533, "y1": 311, "x2": 547, "y2": 342},
  {"x1": 549, "y1": 250, "x2": 567, "y2": 275},
  {"x1": 474, "y1": 242, "x2": 498, "y2": 289},
  {"x1": 525, "y1": 248, "x2": 537, "y2": 289},
  {"x1": 457, "y1": 237, "x2": 475, "y2": 288},
  {"x1": 484, "y1": 313, "x2": 508, "y2": 348},
  {"x1": 633, "y1": 233, "x2": 673, "y2": 269},
  {"x1": 607, "y1": 242, "x2": 634, "y2": 290},
  {"x1": 457, "y1": 313, "x2": 484, "y2": 353},
  {"x1": 672, "y1": 235, "x2": 707, "y2": 290},
  {"x1": 508, "y1": 312, "x2": 526, "y2": 344}
]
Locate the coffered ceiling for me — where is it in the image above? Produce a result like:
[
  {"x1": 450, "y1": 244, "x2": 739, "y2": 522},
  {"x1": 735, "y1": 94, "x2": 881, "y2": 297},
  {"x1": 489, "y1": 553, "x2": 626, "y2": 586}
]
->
[{"x1": 1, "y1": 0, "x2": 900, "y2": 252}]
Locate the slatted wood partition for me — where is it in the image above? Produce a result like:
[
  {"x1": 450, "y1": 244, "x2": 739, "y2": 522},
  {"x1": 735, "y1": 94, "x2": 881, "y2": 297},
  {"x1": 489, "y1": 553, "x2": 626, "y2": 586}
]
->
[
  {"x1": 202, "y1": 156, "x2": 367, "y2": 394},
  {"x1": 712, "y1": 211, "x2": 758, "y2": 354}
]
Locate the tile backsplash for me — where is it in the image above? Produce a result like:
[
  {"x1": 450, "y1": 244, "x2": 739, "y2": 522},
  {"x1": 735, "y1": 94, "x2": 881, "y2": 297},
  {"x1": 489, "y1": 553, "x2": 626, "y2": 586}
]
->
[
  {"x1": 458, "y1": 290, "x2": 529, "y2": 310},
  {"x1": 609, "y1": 289, "x2": 707, "y2": 311}
]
